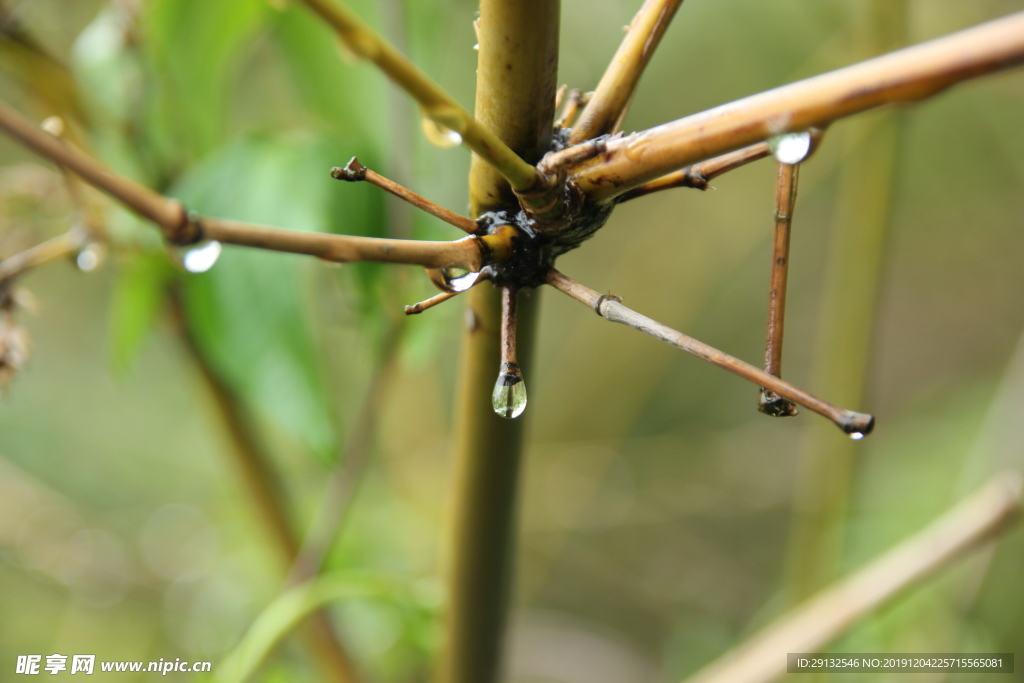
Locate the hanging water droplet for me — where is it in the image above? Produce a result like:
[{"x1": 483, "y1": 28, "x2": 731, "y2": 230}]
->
[
  {"x1": 473, "y1": 43, "x2": 479, "y2": 51},
  {"x1": 768, "y1": 131, "x2": 812, "y2": 165},
  {"x1": 492, "y1": 364, "x2": 527, "y2": 419},
  {"x1": 448, "y1": 270, "x2": 481, "y2": 292},
  {"x1": 75, "y1": 242, "x2": 106, "y2": 272},
  {"x1": 849, "y1": 431, "x2": 865, "y2": 441},
  {"x1": 182, "y1": 241, "x2": 222, "y2": 273},
  {"x1": 420, "y1": 114, "x2": 463, "y2": 149}
]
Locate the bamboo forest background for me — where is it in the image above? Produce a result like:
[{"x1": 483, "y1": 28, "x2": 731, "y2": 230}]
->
[{"x1": 1, "y1": 0, "x2": 1023, "y2": 681}]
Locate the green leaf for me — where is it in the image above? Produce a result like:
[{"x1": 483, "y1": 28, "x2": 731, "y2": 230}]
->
[
  {"x1": 107, "y1": 249, "x2": 176, "y2": 376},
  {"x1": 171, "y1": 132, "x2": 384, "y2": 461}
]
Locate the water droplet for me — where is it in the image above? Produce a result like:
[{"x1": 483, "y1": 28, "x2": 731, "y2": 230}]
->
[
  {"x1": 492, "y1": 364, "x2": 527, "y2": 419},
  {"x1": 182, "y1": 241, "x2": 222, "y2": 273},
  {"x1": 75, "y1": 243, "x2": 105, "y2": 272},
  {"x1": 768, "y1": 131, "x2": 812, "y2": 165},
  {"x1": 448, "y1": 270, "x2": 481, "y2": 292},
  {"x1": 473, "y1": 43, "x2": 479, "y2": 51},
  {"x1": 420, "y1": 114, "x2": 463, "y2": 149},
  {"x1": 849, "y1": 431, "x2": 865, "y2": 441}
]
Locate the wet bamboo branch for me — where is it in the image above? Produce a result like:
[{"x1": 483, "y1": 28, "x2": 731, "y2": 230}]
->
[
  {"x1": 684, "y1": 471, "x2": 1023, "y2": 683},
  {"x1": 546, "y1": 269, "x2": 874, "y2": 436},
  {"x1": 759, "y1": 162, "x2": 800, "y2": 417},
  {"x1": 569, "y1": 0, "x2": 684, "y2": 143},
  {"x1": 296, "y1": 0, "x2": 541, "y2": 193},
  {"x1": 0, "y1": 98, "x2": 513, "y2": 271},
  {"x1": 0, "y1": 229, "x2": 84, "y2": 282},
  {"x1": 618, "y1": 142, "x2": 771, "y2": 201},
  {"x1": 573, "y1": 11, "x2": 1024, "y2": 202},
  {"x1": 331, "y1": 157, "x2": 478, "y2": 234}
]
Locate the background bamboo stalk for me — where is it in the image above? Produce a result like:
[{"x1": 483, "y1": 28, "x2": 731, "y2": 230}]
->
[
  {"x1": 684, "y1": 471, "x2": 1022, "y2": 683},
  {"x1": 440, "y1": 2, "x2": 559, "y2": 681}
]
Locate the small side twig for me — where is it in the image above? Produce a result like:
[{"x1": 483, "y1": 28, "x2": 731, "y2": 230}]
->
[
  {"x1": 759, "y1": 161, "x2": 800, "y2": 417},
  {"x1": 331, "y1": 157, "x2": 478, "y2": 234},
  {"x1": 0, "y1": 229, "x2": 84, "y2": 282},
  {"x1": 683, "y1": 471, "x2": 1022, "y2": 683},
  {"x1": 617, "y1": 142, "x2": 771, "y2": 201},
  {"x1": 554, "y1": 89, "x2": 587, "y2": 129},
  {"x1": 570, "y1": 0, "x2": 685, "y2": 143},
  {"x1": 545, "y1": 268, "x2": 874, "y2": 436}
]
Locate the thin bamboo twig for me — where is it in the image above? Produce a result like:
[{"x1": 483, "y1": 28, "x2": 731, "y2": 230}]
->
[
  {"x1": 759, "y1": 161, "x2": 800, "y2": 417},
  {"x1": 546, "y1": 268, "x2": 874, "y2": 436},
  {"x1": 573, "y1": 11, "x2": 1024, "y2": 202},
  {"x1": 683, "y1": 471, "x2": 1022, "y2": 683},
  {"x1": 569, "y1": 0, "x2": 684, "y2": 144},
  {"x1": 172, "y1": 299, "x2": 361, "y2": 683},
  {"x1": 0, "y1": 229, "x2": 84, "y2": 281},
  {"x1": 555, "y1": 89, "x2": 587, "y2": 129},
  {"x1": 331, "y1": 157, "x2": 478, "y2": 234},
  {"x1": 296, "y1": 0, "x2": 541, "y2": 193},
  {"x1": 0, "y1": 98, "x2": 514, "y2": 271},
  {"x1": 618, "y1": 142, "x2": 771, "y2": 201}
]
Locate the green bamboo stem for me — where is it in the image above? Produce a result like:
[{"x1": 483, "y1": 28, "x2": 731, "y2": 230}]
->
[{"x1": 440, "y1": 2, "x2": 559, "y2": 682}]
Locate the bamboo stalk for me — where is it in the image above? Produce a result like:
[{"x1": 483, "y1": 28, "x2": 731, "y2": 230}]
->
[
  {"x1": 296, "y1": 0, "x2": 541, "y2": 193},
  {"x1": 569, "y1": 0, "x2": 684, "y2": 143},
  {"x1": 684, "y1": 471, "x2": 1022, "y2": 683},
  {"x1": 572, "y1": 11, "x2": 1024, "y2": 202},
  {"x1": 173, "y1": 300, "x2": 360, "y2": 683},
  {"x1": 440, "y1": 2, "x2": 559, "y2": 682},
  {"x1": 546, "y1": 269, "x2": 874, "y2": 436}
]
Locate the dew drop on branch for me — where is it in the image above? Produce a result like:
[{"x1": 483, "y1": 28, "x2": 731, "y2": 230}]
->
[
  {"x1": 421, "y1": 115, "x2": 463, "y2": 149},
  {"x1": 75, "y1": 243, "x2": 106, "y2": 272},
  {"x1": 182, "y1": 241, "x2": 222, "y2": 273},
  {"x1": 849, "y1": 431, "x2": 865, "y2": 441},
  {"x1": 492, "y1": 365, "x2": 527, "y2": 419},
  {"x1": 768, "y1": 131, "x2": 812, "y2": 165}
]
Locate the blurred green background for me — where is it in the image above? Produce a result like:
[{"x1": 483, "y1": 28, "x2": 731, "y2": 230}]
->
[{"x1": 1, "y1": 0, "x2": 1023, "y2": 681}]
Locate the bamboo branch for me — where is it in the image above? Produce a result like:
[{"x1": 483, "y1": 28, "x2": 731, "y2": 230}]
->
[
  {"x1": 759, "y1": 161, "x2": 800, "y2": 417},
  {"x1": 573, "y1": 11, "x2": 1024, "y2": 202},
  {"x1": 618, "y1": 142, "x2": 771, "y2": 201},
  {"x1": 0, "y1": 229, "x2": 84, "y2": 282},
  {"x1": 331, "y1": 157, "x2": 479, "y2": 234},
  {"x1": 296, "y1": 0, "x2": 542, "y2": 193},
  {"x1": 684, "y1": 471, "x2": 1023, "y2": 683},
  {"x1": 0, "y1": 98, "x2": 513, "y2": 271},
  {"x1": 569, "y1": 0, "x2": 684, "y2": 144},
  {"x1": 546, "y1": 269, "x2": 874, "y2": 436}
]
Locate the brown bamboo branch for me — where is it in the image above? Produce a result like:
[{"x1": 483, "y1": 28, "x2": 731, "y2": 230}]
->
[
  {"x1": 618, "y1": 142, "x2": 771, "y2": 201},
  {"x1": 573, "y1": 11, "x2": 1024, "y2": 202},
  {"x1": 683, "y1": 471, "x2": 1023, "y2": 683},
  {"x1": 331, "y1": 157, "x2": 479, "y2": 234},
  {"x1": 0, "y1": 229, "x2": 84, "y2": 282},
  {"x1": 0, "y1": 98, "x2": 514, "y2": 271},
  {"x1": 296, "y1": 0, "x2": 541, "y2": 193},
  {"x1": 759, "y1": 162, "x2": 800, "y2": 417},
  {"x1": 569, "y1": 0, "x2": 684, "y2": 144},
  {"x1": 546, "y1": 268, "x2": 874, "y2": 436}
]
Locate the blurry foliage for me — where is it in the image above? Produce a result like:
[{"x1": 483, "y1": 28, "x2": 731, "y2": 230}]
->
[{"x1": 1, "y1": 0, "x2": 1023, "y2": 682}]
